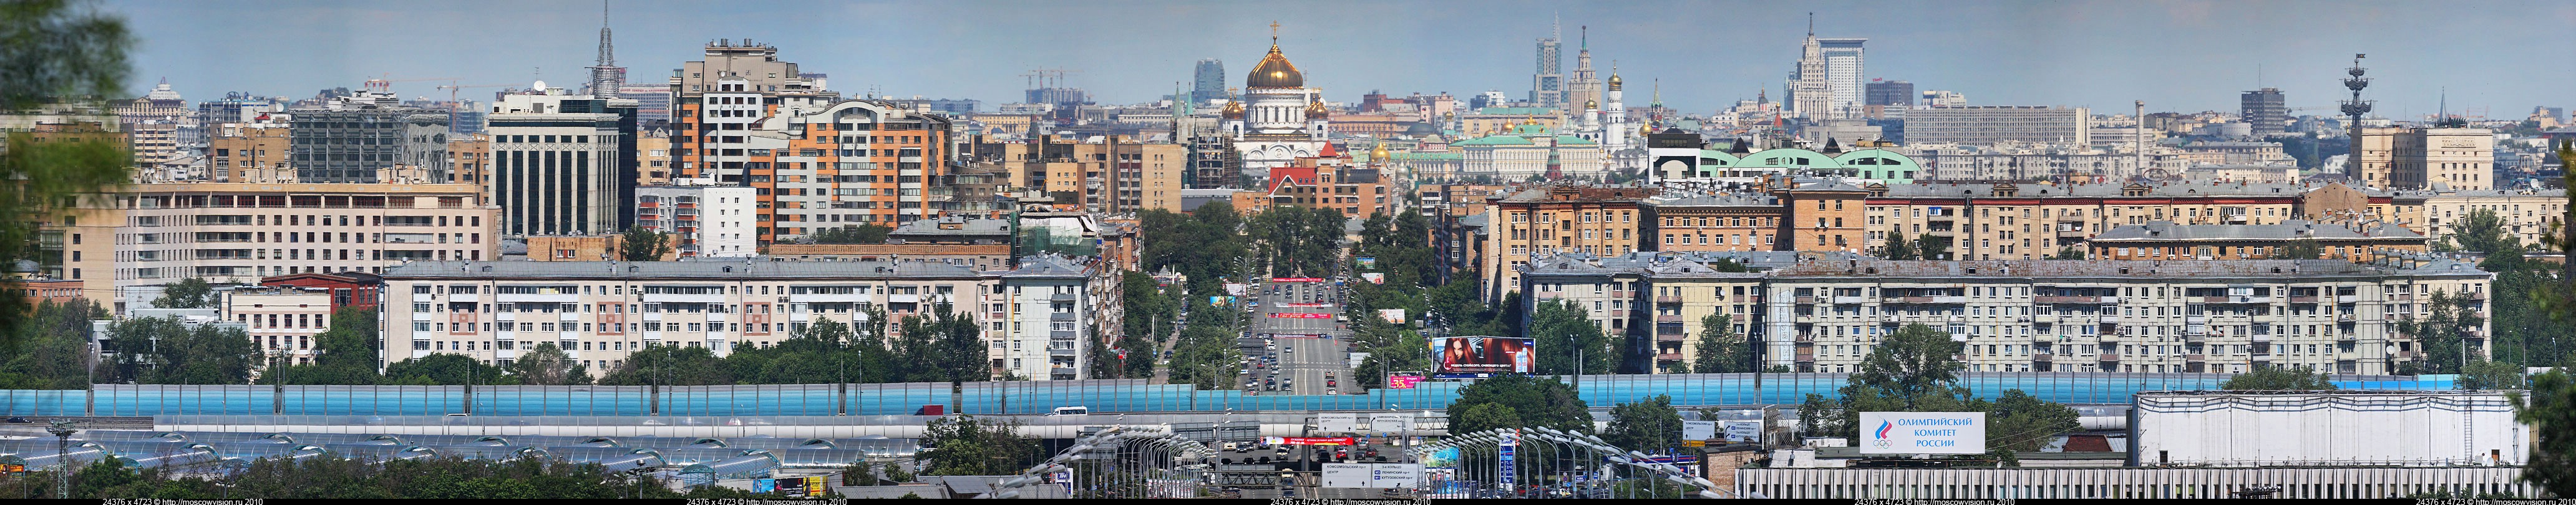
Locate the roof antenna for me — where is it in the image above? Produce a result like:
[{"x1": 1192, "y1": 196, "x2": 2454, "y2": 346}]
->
[{"x1": 1807, "y1": 12, "x2": 1815, "y2": 36}]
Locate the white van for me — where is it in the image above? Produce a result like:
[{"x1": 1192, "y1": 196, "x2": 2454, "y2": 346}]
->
[{"x1": 1049, "y1": 406, "x2": 1091, "y2": 416}]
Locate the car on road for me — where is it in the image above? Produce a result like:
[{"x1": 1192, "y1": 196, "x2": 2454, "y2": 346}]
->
[
  {"x1": 4, "y1": 417, "x2": 27, "y2": 423},
  {"x1": 1326, "y1": 379, "x2": 1336, "y2": 387}
]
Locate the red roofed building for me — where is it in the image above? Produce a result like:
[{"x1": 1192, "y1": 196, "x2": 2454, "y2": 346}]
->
[
  {"x1": 260, "y1": 272, "x2": 382, "y2": 312},
  {"x1": 1253, "y1": 142, "x2": 1396, "y2": 219}
]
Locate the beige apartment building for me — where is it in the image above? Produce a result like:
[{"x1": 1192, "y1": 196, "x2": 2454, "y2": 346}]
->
[
  {"x1": 1762, "y1": 259, "x2": 2491, "y2": 376},
  {"x1": 967, "y1": 135, "x2": 1185, "y2": 214},
  {"x1": 2394, "y1": 188, "x2": 2566, "y2": 249},
  {"x1": 1478, "y1": 186, "x2": 1657, "y2": 302},
  {"x1": 2354, "y1": 127, "x2": 2495, "y2": 191},
  {"x1": 225, "y1": 287, "x2": 336, "y2": 368},
  {"x1": 54, "y1": 181, "x2": 500, "y2": 313},
  {"x1": 1865, "y1": 181, "x2": 2309, "y2": 260},
  {"x1": 1522, "y1": 252, "x2": 1769, "y2": 373},
  {"x1": 209, "y1": 122, "x2": 294, "y2": 183}
]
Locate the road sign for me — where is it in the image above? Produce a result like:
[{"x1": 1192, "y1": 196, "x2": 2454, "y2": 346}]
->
[
  {"x1": 1497, "y1": 428, "x2": 1518, "y2": 491},
  {"x1": 1682, "y1": 440, "x2": 1706, "y2": 448}
]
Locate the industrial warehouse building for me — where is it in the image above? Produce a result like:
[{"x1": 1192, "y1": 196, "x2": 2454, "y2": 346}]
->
[{"x1": 1736, "y1": 467, "x2": 2532, "y2": 499}]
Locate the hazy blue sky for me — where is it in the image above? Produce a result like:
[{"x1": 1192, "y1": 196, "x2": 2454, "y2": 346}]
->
[{"x1": 112, "y1": 0, "x2": 2575, "y2": 118}]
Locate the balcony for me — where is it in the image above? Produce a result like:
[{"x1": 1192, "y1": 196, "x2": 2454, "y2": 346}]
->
[
  {"x1": 1656, "y1": 324, "x2": 1686, "y2": 336},
  {"x1": 2338, "y1": 295, "x2": 2360, "y2": 303},
  {"x1": 2033, "y1": 314, "x2": 2059, "y2": 323},
  {"x1": 2035, "y1": 296, "x2": 2100, "y2": 304},
  {"x1": 2336, "y1": 314, "x2": 2355, "y2": 322},
  {"x1": 1731, "y1": 314, "x2": 1750, "y2": 322},
  {"x1": 2185, "y1": 354, "x2": 2207, "y2": 362},
  {"x1": 1882, "y1": 315, "x2": 1905, "y2": 324},
  {"x1": 1794, "y1": 296, "x2": 1818, "y2": 304},
  {"x1": 1832, "y1": 296, "x2": 1871, "y2": 304},
  {"x1": 2033, "y1": 354, "x2": 2052, "y2": 363},
  {"x1": 2185, "y1": 333, "x2": 2205, "y2": 344},
  {"x1": 1656, "y1": 352, "x2": 1685, "y2": 362},
  {"x1": 2097, "y1": 315, "x2": 2120, "y2": 324},
  {"x1": 2098, "y1": 354, "x2": 2120, "y2": 362},
  {"x1": 1656, "y1": 296, "x2": 1681, "y2": 305},
  {"x1": 2289, "y1": 296, "x2": 2321, "y2": 304},
  {"x1": 2056, "y1": 229, "x2": 2088, "y2": 239},
  {"x1": 1795, "y1": 350, "x2": 1815, "y2": 363},
  {"x1": 2185, "y1": 315, "x2": 2207, "y2": 324},
  {"x1": 1656, "y1": 314, "x2": 1684, "y2": 324}
]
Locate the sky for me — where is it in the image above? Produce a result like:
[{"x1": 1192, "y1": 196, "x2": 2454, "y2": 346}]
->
[{"x1": 110, "y1": 0, "x2": 2576, "y2": 119}]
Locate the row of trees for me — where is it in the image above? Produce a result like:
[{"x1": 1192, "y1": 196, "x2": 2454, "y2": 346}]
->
[
  {"x1": 1138, "y1": 203, "x2": 1245, "y2": 297},
  {"x1": 1248, "y1": 204, "x2": 1348, "y2": 278}
]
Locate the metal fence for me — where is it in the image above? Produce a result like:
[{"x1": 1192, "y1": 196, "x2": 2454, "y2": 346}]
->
[{"x1": 0, "y1": 372, "x2": 2458, "y2": 417}]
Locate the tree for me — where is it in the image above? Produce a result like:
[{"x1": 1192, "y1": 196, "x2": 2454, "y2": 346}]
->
[
  {"x1": 1444, "y1": 373, "x2": 1590, "y2": 435},
  {"x1": 2401, "y1": 291, "x2": 2486, "y2": 375},
  {"x1": 102, "y1": 316, "x2": 259, "y2": 385},
  {"x1": 1357, "y1": 329, "x2": 1432, "y2": 388},
  {"x1": 1983, "y1": 390, "x2": 2079, "y2": 452},
  {"x1": 1691, "y1": 315, "x2": 1752, "y2": 373},
  {"x1": 0, "y1": 299, "x2": 105, "y2": 388},
  {"x1": 2512, "y1": 139, "x2": 2576, "y2": 497},
  {"x1": 1880, "y1": 238, "x2": 1918, "y2": 260},
  {"x1": 1915, "y1": 233, "x2": 1951, "y2": 261},
  {"x1": 807, "y1": 224, "x2": 893, "y2": 244},
  {"x1": 381, "y1": 353, "x2": 506, "y2": 385},
  {"x1": 152, "y1": 277, "x2": 215, "y2": 309},
  {"x1": 894, "y1": 300, "x2": 989, "y2": 382},
  {"x1": 2443, "y1": 208, "x2": 2524, "y2": 255},
  {"x1": 266, "y1": 307, "x2": 383, "y2": 385},
  {"x1": 2277, "y1": 239, "x2": 2325, "y2": 260},
  {"x1": 616, "y1": 224, "x2": 671, "y2": 261},
  {"x1": 1602, "y1": 394, "x2": 1683, "y2": 453},
  {"x1": 594, "y1": 344, "x2": 731, "y2": 386},
  {"x1": 1525, "y1": 300, "x2": 1613, "y2": 376},
  {"x1": 2050, "y1": 247, "x2": 2086, "y2": 260},
  {"x1": 2220, "y1": 365, "x2": 2338, "y2": 390},
  {"x1": 2460, "y1": 357, "x2": 2527, "y2": 390},
  {"x1": 0, "y1": 0, "x2": 134, "y2": 347},
  {"x1": 915, "y1": 415, "x2": 1041, "y2": 476},
  {"x1": 505, "y1": 342, "x2": 592, "y2": 385},
  {"x1": 1453, "y1": 403, "x2": 1524, "y2": 436}
]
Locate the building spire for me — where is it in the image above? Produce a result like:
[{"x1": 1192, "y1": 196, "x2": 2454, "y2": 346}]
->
[
  {"x1": 587, "y1": 0, "x2": 622, "y2": 99},
  {"x1": 1807, "y1": 12, "x2": 1815, "y2": 37},
  {"x1": 1270, "y1": 21, "x2": 1280, "y2": 47}
]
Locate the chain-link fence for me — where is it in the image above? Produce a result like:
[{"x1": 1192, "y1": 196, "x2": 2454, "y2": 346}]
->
[{"x1": 0, "y1": 372, "x2": 2457, "y2": 416}]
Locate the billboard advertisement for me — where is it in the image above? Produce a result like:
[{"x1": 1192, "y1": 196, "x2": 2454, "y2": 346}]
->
[
  {"x1": 1209, "y1": 296, "x2": 1233, "y2": 306},
  {"x1": 1386, "y1": 375, "x2": 1424, "y2": 389},
  {"x1": 1355, "y1": 256, "x2": 1377, "y2": 269},
  {"x1": 1271, "y1": 312, "x2": 1331, "y2": 319},
  {"x1": 1272, "y1": 277, "x2": 1324, "y2": 282},
  {"x1": 1225, "y1": 283, "x2": 1248, "y2": 296},
  {"x1": 1858, "y1": 411, "x2": 1986, "y2": 454},
  {"x1": 1378, "y1": 308, "x2": 1407, "y2": 324},
  {"x1": 1430, "y1": 335, "x2": 1533, "y2": 377},
  {"x1": 1421, "y1": 446, "x2": 1460, "y2": 468},
  {"x1": 1269, "y1": 436, "x2": 1357, "y2": 446},
  {"x1": 1361, "y1": 272, "x2": 1385, "y2": 284}
]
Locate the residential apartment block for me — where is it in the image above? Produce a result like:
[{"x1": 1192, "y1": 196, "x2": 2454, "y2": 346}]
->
[
  {"x1": 1477, "y1": 185, "x2": 1656, "y2": 302},
  {"x1": 379, "y1": 256, "x2": 1119, "y2": 380},
  {"x1": 1865, "y1": 181, "x2": 2310, "y2": 260},
  {"x1": 2088, "y1": 220, "x2": 2427, "y2": 261},
  {"x1": 636, "y1": 183, "x2": 759, "y2": 257},
  {"x1": 2355, "y1": 127, "x2": 2496, "y2": 191},
  {"x1": 1903, "y1": 106, "x2": 2091, "y2": 147},
  {"x1": 57, "y1": 182, "x2": 498, "y2": 312}
]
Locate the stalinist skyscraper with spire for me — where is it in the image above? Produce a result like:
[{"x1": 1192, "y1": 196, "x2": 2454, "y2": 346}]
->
[
  {"x1": 1786, "y1": 15, "x2": 1830, "y2": 120},
  {"x1": 1564, "y1": 26, "x2": 1601, "y2": 115}
]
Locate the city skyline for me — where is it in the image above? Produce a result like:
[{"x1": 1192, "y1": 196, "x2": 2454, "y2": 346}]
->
[{"x1": 113, "y1": 1, "x2": 2576, "y2": 117}]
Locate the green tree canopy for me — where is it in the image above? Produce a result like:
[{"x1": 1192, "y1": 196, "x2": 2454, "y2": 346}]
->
[
  {"x1": 914, "y1": 415, "x2": 1041, "y2": 476},
  {"x1": 617, "y1": 224, "x2": 671, "y2": 261},
  {"x1": 2443, "y1": 208, "x2": 2524, "y2": 255},
  {"x1": 2278, "y1": 239, "x2": 2325, "y2": 260},
  {"x1": 1602, "y1": 394, "x2": 1683, "y2": 453},
  {"x1": 505, "y1": 342, "x2": 593, "y2": 385},
  {"x1": 1445, "y1": 373, "x2": 1590, "y2": 435},
  {"x1": 152, "y1": 277, "x2": 215, "y2": 309},
  {"x1": 1525, "y1": 300, "x2": 1614, "y2": 375},
  {"x1": 1691, "y1": 315, "x2": 1753, "y2": 373},
  {"x1": 1915, "y1": 233, "x2": 1951, "y2": 261},
  {"x1": 381, "y1": 353, "x2": 507, "y2": 385},
  {"x1": 807, "y1": 224, "x2": 893, "y2": 244},
  {"x1": 0, "y1": 299, "x2": 105, "y2": 388},
  {"x1": 0, "y1": 1, "x2": 130, "y2": 345},
  {"x1": 2219, "y1": 365, "x2": 2338, "y2": 390},
  {"x1": 103, "y1": 316, "x2": 259, "y2": 385},
  {"x1": 594, "y1": 344, "x2": 731, "y2": 386},
  {"x1": 266, "y1": 307, "x2": 384, "y2": 385}
]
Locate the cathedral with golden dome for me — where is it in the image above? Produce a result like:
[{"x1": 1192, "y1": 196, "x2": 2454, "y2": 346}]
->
[{"x1": 1223, "y1": 22, "x2": 1330, "y2": 182}]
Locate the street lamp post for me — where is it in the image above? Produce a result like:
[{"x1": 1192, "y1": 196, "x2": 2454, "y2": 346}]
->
[{"x1": 48, "y1": 420, "x2": 78, "y2": 499}]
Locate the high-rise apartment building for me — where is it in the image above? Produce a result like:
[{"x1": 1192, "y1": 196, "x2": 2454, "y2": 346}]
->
[
  {"x1": 288, "y1": 90, "x2": 454, "y2": 183},
  {"x1": 62, "y1": 181, "x2": 498, "y2": 313},
  {"x1": 671, "y1": 41, "x2": 954, "y2": 243},
  {"x1": 1191, "y1": 59, "x2": 1227, "y2": 104},
  {"x1": 485, "y1": 88, "x2": 639, "y2": 236},
  {"x1": 2241, "y1": 88, "x2": 2287, "y2": 137},
  {"x1": 1903, "y1": 106, "x2": 2091, "y2": 147},
  {"x1": 1819, "y1": 38, "x2": 1866, "y2": 118}
]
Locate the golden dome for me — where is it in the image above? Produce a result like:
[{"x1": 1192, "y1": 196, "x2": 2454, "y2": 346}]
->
[
  {"x1": 1370, "y1": 143, "x2": 1391, "y2": 161},
  {"x1": 1522, "y1": 117, "x2": 1540, "y2": 125},
  {"x1": 1585, "y1": 100, "x2": 1599, "y2": 110},
  {"x1": 1305, "y1": 99, "x2": 1329, "y2": 119},
  {"x1": 1247, "y1": 44, "x2": 1305, "y2": 89},
  {"x1": 1220, "y1": 100, "x2": 1245, "y2": 119},
  {"x1": 1608, "y1": 74, "x2": 1623, "y2": 91}
]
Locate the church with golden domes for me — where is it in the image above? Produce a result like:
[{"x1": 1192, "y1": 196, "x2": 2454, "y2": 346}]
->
[{"x1": 1222, "y1": 22, "x2": 1329, "y2": 184}]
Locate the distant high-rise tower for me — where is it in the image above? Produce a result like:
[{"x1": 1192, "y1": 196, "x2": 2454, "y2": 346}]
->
[
  {"x1": 1818, "y1": 38, "x2": 1865, "y2": 118},
  {"x1": 586, "y1": 1, "x2": 623, "y2": 99},
  {"x1": 1565, "y1": 26, "x2": 1601, "y2": 114},
  {"x1": 1786, "y1": 15, "x2": 1830, "y2": 120},
  {"x1": 1530, "y1": 20, "x2": 1563, "y2": 107},
  {"x1": 2241, "y1": 87, "x2": 2287, "y2": 137},
  {"x1": 1191, "y1": 59, "x2": 1227, "y2": 103}
]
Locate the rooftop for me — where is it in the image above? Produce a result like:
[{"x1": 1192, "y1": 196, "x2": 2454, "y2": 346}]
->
[
  {"x1": 2091, "y1": 219, "x2": 2424, "y2": 243},
  {"x1": 382, "y1": 260, "x2": 985, "y2": 279}
]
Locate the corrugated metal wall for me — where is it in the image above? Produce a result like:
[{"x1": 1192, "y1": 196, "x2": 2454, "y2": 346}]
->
[{"x1": 1737, "y1": 468, "x2": 2533, "y2": 499}]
